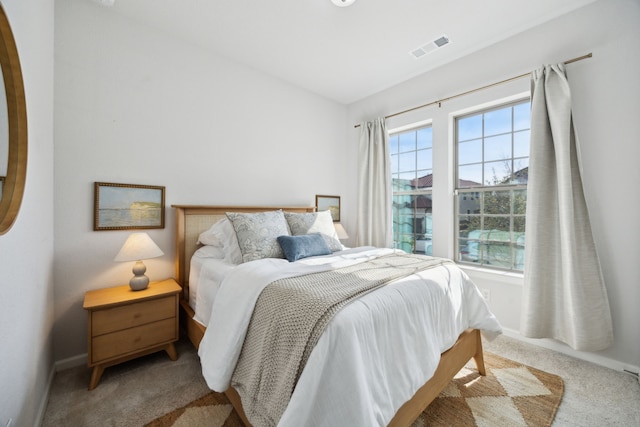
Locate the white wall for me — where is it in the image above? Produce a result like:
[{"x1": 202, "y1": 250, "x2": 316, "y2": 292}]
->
[
  {"x1": 53, "y1": 0, "x2": 349, "y2": 361},
  {"x1": 347, "y1": 0, "x2": 640, "y2": 370},
  {"x1": 0, "y1": 0, "x2": 54, "y2": 425}
]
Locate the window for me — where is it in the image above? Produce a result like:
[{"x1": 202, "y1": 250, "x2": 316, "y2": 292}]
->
[
  {"x1": 389, "y1": 125, "x2": 433, "y2": 254},
  {"x1": 455, "y1": 99, "x2": 530, "y2": 271}
]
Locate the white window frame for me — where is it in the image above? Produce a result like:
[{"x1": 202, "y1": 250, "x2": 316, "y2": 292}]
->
[
  {"x1": 452, "y1": 95, "x2": 531, "y2": 272},
  {"x1": 388, "y1": 120, "x2": 434, "y2": 255}
]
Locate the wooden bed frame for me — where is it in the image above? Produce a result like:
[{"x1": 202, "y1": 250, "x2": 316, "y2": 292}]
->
[{"x1": 172, "y1": 205, "x2": 486, "y2": 427}]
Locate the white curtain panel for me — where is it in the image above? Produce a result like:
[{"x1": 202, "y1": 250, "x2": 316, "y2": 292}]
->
[
  {"x1": 356, "y1": 117, "x2": 392, "y2": 248},
  {"x1": 521, "y1": 64, "x2": 613, "y2": 351}
]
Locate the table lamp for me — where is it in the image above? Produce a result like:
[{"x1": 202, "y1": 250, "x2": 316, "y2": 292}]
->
[{"x1": 114, "y1": 232, "x2": 164, "y2": 291}]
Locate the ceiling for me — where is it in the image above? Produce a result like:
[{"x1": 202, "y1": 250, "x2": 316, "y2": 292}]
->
[{"x1": 102, "y1": 0, "x2": 597, "y2": 104}]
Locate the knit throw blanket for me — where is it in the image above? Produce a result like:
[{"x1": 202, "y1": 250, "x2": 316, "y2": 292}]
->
[{"x1": 231, "y1": 253, "x2": 450, "y2": 426}]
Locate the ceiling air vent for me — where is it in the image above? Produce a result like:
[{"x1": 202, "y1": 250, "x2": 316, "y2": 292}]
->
[{"x1": 410, "y1": 35, "x2": 450, "y2": 59}]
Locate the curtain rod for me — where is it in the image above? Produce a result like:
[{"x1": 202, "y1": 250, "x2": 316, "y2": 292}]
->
[{"x1": 354, "y1": 52, "x2": 592, "y2": 128}]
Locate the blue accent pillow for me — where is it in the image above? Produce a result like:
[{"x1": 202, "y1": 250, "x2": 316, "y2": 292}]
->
[{"x1": 277, "y1": 233, "x2": 332, "y2": 262}]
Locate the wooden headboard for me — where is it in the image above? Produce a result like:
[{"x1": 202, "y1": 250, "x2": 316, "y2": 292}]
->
[{"x1": 172, "y1": 205, "x2": 316, "y2": 294}]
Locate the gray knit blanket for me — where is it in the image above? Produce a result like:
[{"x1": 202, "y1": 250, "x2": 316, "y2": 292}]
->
[{"x1": 231, "y1": 252, "x2": 450, "y2": 426}]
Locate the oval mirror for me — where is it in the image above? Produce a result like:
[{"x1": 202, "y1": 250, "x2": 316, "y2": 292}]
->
[{"x1": 0, "y1": 4, "x2": 27, "y2": 235}]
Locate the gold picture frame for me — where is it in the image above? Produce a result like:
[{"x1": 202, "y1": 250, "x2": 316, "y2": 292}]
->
[
  {"x1": 94, "y1": 182, "x2": 165, "y2": 231},
  {"x1": 316, "y1": 194, "x2": 341, "y2": 222}
]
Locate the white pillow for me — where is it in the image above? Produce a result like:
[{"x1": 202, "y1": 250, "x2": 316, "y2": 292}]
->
[
  {"x1": 284, "y1": 210, "x2": 342, "y2": 252},
  {"x1": 193, "y1": 245, "x2": 226, "y2": 259},
  {"x1": 197, "y1": 219, "x2": 242, "y2": 264},
  {"x1": 198, "y1": 219, "x2": 228, "y2": 247},
  {"x1": 226, "y1": 210, "x2": 290, "y2": 263}
]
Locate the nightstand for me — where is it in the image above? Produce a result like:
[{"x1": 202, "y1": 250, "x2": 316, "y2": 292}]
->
[{"x1": 83, "y1": 278, "x2": 181, "y2": 390}]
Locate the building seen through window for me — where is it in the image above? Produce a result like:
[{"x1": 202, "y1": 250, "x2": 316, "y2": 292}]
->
[
  {"x1": 456, "y1": 99, "x2": 530, "y2": 271},
  {"x1": 389, "y1": 125, "x2": 432, "y2": 254},
  {"x1": 388, "y1": 98, "x2": 529, "y2": 272}
]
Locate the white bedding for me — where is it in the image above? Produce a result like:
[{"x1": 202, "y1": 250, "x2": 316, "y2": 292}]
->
[
  {"x1": 189, "y1": 253, "x2": 235, "y2": 326},
  {"x1": 197, "y1": 247, "x2": 502, "y2": 426}
]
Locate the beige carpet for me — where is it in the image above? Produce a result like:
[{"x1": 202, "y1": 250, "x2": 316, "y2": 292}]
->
[{"x1": 146, "y1": 352, "x2": 563, "y2": 427}]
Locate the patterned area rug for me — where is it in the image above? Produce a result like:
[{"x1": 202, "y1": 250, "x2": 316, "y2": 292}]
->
[{"x1": 145, "y1": 352, "x2": 563, "y2": 427}]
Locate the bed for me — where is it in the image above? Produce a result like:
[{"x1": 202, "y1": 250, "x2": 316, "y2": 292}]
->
[{"x1": 173, "y1": 205, "x2": 502, "y2": 426}]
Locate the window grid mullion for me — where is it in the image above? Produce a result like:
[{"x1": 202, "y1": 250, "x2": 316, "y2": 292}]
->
[
  {"x1": 391, "y1": 125, "x2": 433, "y2": 255},
  {"x1": 454, "y1": 98, "x2": 530, "y2": 272}
]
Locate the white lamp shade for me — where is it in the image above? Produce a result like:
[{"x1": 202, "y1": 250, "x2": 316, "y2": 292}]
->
[
  {"x1": 114, "y1": 232, "x2": 164, "y2": 262},
  {"x1": 334, "y1": 223, "x2": 349, "y2": 240}
]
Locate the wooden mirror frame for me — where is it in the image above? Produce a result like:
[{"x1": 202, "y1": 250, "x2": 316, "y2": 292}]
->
[{"x1": 0, "y1": 4, "x2": 27, "y2": 235}]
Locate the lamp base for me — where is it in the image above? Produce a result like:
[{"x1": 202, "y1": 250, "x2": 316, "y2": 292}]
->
[
  {"x1": 129, "y1": 275, "x2": 149, "y2": 291},
  {"x1": 129, "y1": 260, "x2": 150, "y2": 291}
]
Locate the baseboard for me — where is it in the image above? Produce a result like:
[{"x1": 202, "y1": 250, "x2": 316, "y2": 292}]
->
[
  {"x1": 501, "y1": 327, "x2": 640, "y2": 380},
  {"x1": 55, "y1": 353, "x2": 88, "y2": 371},
  {"x1": 36, "y1": 354, "x2": 87, "y2": 426},
  {"x1": 36, "y1": 362, "x2": 56, "y2": 427}
]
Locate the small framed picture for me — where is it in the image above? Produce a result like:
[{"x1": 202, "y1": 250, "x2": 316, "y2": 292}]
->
[
  {"x1": 94, "y1": 182, "x2": 165, "y2": 231},
  {"x1": 316, "y1": 195, "x2": 341, "y2": 222}
]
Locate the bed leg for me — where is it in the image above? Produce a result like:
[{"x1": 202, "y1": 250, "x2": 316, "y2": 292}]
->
[
  {"x1": 472, "y1": 329, "x2": 486, "y2": 376},
  {"x1": 225, "y1": 387, "x2": 253, "y2": 427}
]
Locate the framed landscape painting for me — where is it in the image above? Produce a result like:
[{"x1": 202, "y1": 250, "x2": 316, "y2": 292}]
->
[
  {"x1": 94, "y1": 182, "x2": 165, "y2": 230},
  {"x1": 316, "y1": 194, "x2": 340, "y2": 222}
]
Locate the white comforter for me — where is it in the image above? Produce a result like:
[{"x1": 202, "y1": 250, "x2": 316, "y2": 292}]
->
[{"x1": 198, "y1": 247, "x2": 502, "y2": 426}]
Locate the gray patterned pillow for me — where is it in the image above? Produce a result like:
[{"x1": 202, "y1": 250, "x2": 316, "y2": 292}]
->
[
  {"x1": 226, "y1": 210, "x2": 290, "y2": 263},
  {"x1": 284, "y1": 210, "x2": 342, "y2": 252}
]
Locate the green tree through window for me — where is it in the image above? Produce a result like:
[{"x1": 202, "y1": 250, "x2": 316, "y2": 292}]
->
[{"x1": 456, "y1": 99, "x2": 530, "y2": 271}]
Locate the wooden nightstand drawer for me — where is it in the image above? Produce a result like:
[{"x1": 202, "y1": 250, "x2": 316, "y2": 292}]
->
[
  {"x1": 91, "y1": 317, "x2": 177, "y2": 364},
  {"x1": 91, "y1": 295, "x2": 175, "y2": 336}
]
